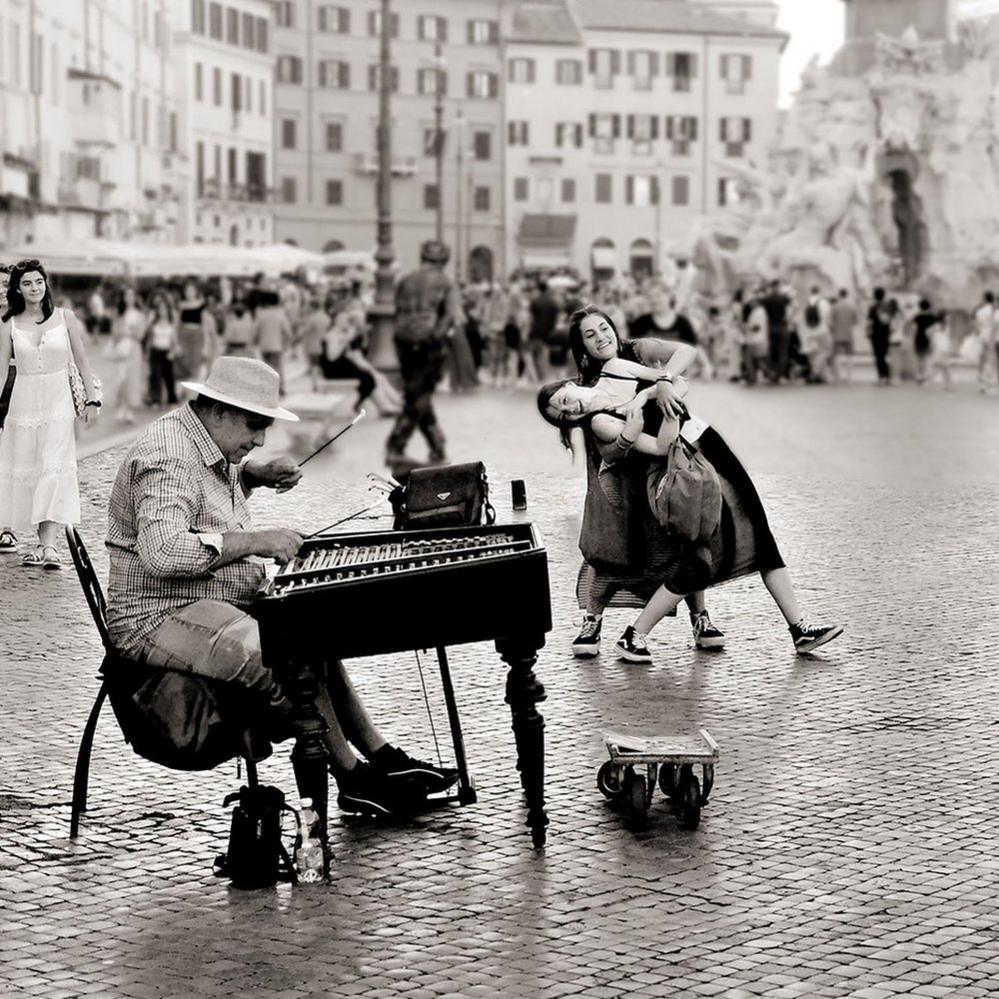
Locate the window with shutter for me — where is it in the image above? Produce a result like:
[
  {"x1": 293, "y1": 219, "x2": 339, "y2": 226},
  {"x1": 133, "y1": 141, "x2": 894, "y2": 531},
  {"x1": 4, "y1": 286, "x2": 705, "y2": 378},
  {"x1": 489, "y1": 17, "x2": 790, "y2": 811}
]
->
[
  {"x1": 513, "y1": 177, "x2": 529, "y2": 202},
  {"x1": 339, "y1": 62, "x2": 350, "y2": 89},
  {"x1": 625, "y1": 176, "x2": 634, "y2": 205},
  {"x1": 561, "y1": 178, "x2": 575, "y2": 203},
  {"x1": 574, "y1": 124, "x2": 583, "y2": 147},
  {"x1": 650, "y1": 176, "x2": 660, "y2": 205},
  {"x1": 672, "y1": 175, "x2": 689, "y2": 206},
  {"x1": 595, "y1": 174, "x2": 612, "y2": 203},
  {"x1": 743, "y1": 117, "x2": 752, "y2": 142},
  {"x1": 612, "y1": 114, "x2": 621, "y2": 139},
  {"x1": 611, "y1": 50, "x2": 621, "y2": 75}
]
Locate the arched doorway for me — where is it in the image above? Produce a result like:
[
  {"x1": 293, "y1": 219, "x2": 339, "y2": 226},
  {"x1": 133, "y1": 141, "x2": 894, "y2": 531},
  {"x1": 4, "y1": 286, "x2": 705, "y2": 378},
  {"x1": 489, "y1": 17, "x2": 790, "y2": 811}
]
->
[
  {"x1": 591, "y1": 237, "x2": 616, "y2": 284},
  {"x1": 322, "y1": 239, "x2": 345, "y2": 253},
  {"x1": 468, "y1": 245, "x2": 493, "y2": 283},
  {"x1": 629, "y1": 238, "x2": 654, "y2": 278}
]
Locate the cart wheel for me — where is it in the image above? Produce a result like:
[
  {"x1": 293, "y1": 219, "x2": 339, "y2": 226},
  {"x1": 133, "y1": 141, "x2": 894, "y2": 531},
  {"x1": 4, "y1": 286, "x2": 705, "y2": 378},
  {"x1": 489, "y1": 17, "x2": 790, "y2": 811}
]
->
[
  {"x1": 658, "y1": 763, "x2": 678, "y2": 798},
  {"x1": 597, "y1": 761, "x2": 623, "y2": 799},
  {"x1": 625, "y1": 770, "x2": 649, "y2": 829},
  {"x1": 677, "y1": 771, "x2": 701, "y2": 831}
]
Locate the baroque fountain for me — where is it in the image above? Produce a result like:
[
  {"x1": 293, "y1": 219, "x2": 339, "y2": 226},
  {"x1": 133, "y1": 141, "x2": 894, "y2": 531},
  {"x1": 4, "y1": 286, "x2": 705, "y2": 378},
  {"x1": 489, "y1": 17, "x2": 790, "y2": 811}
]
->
[{"x1": 690, "y1": 4, "x2": 999, "y2": 308}]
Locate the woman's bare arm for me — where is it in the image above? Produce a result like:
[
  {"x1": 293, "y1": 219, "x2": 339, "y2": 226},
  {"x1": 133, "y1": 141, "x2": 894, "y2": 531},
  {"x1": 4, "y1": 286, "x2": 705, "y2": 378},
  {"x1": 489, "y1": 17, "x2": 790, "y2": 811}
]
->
[
  {"x1": 629, "y1": 339, "x2": 698, "y2": 376},
  {"x1": 591, "y1": 413, "x2": 674, "y2": 457}
]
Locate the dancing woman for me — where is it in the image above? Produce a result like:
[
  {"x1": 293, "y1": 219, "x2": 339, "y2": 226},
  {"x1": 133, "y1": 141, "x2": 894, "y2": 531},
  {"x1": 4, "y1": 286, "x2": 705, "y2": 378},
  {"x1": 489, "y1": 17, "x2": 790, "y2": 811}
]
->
[{"x1": 540, "y1": 306, "x2": 842, "y2": 663}]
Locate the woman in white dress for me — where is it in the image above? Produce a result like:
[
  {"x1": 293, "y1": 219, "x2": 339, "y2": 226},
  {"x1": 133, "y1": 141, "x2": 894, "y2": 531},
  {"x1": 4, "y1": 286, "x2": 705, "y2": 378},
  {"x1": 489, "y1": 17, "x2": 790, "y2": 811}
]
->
[
  {"x1": 0, "y1": 260, "x2": 100, "y2": 569},
  {"x1": 108, "y1": 286, "x2": 147, "y2": 423}
]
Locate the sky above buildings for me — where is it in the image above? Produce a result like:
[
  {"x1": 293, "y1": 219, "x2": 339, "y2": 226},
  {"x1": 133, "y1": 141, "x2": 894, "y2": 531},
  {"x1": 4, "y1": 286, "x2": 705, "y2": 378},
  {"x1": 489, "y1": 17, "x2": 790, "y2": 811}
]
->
[{"x1": 776, "y1": 0, "x2": 844, "y2": 106}]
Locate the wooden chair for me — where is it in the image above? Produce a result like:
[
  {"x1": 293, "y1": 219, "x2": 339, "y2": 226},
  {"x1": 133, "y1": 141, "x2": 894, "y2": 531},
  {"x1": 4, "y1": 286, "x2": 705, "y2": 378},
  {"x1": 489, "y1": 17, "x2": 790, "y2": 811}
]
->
[{"x1": 65, "y1": 526, "x2": 257, "y2": 839}]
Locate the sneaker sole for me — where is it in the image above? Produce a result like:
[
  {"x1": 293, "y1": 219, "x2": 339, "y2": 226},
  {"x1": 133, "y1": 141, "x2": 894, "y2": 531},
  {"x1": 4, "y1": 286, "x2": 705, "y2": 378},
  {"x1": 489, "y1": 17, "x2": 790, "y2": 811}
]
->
[
  {"x1": 383, "y1": 769, "x2": 459, "y2": 794},
  {"x1": 795, "y1": 625, "x2": 844, "y2": 655},
  {"x1": 694, "y1": 636, "x2": 726, "y2": 650},
  {"x1": 571, "y1": 644, "x2": 601, "y2": 658},
  {"x1": 616, "y1": 644, "x2": 652, "y2": 664}
]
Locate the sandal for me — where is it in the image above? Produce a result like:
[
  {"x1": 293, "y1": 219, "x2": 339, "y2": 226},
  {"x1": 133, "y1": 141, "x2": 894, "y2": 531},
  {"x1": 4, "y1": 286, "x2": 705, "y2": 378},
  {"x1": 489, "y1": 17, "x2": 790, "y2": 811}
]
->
[
  {"x1": 21, "y1": 548, "x2": 44, "y2": 568},
  {"x1": 41, "y1": 545, "x2": 63, "y2": 571},
  {"x1": 0, "y1": 529, "x2": 17, "y2": 552}
]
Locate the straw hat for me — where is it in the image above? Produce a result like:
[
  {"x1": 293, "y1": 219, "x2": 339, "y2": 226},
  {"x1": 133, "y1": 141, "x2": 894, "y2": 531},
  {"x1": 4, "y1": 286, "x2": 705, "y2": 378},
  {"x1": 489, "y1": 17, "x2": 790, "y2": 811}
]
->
[{"x1": 181, "y1": 356, "x2": 299, "y2": 422}]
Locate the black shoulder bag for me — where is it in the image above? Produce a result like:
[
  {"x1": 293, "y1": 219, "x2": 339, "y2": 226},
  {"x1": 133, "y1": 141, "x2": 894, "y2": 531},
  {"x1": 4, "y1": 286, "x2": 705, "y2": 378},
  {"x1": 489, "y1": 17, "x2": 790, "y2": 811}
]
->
[{"x1": 391, "y1": 461, "x2": 496, "y2": 530}]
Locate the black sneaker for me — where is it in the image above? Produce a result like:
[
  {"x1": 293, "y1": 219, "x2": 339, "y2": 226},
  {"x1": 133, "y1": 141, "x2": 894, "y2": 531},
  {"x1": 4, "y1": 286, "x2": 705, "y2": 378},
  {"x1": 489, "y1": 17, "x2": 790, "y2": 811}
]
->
[
  {"x1": 616, "y1": 625, "x2": 652, "y2": 664},
  {"x1": 336, "y1": 762, "x2": 427, "y2": 817},
  {"x1": 572, "y1": 614, "x2": 602, "y2": 658},
  {"x1": 371, "y1": 746, "x2": 459, "y2": 795},
  {"x1": 790, "y1": 619, "x2": 844, "y2": 655},
  {"x1": 691, "y1": 610, "x2": 725, "y2": 650}
]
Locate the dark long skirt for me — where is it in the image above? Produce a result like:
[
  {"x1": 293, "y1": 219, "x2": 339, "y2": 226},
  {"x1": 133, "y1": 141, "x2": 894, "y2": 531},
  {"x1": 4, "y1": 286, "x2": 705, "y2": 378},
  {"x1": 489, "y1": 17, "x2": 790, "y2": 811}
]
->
[{"x1": 576, "y1": 426, "x2": 785, "y2": 611}]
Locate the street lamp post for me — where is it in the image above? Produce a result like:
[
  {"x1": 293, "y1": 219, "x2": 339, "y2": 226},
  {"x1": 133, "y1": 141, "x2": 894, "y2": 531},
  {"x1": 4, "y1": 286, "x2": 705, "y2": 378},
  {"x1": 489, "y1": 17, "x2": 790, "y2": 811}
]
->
[
  {"x1": 434, "y1": 41, "x2": 445, "y2": 243},
  {"x1": 367, "y1": 0, "x2": 398, "y2": 372},
  {"x1": 455, "y1": 108, "x2": 465, "y2": 283}
]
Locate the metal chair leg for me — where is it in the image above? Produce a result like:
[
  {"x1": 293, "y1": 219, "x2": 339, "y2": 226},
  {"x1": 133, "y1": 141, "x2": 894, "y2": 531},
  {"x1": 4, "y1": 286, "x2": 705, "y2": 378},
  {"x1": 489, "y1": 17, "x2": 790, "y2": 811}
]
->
[
  {"x1": 70, "y1": 680, "x2": 109, "y2": 839},
  {"x1": 245, "y1": 757, "x2": 258, "y2": 789}
]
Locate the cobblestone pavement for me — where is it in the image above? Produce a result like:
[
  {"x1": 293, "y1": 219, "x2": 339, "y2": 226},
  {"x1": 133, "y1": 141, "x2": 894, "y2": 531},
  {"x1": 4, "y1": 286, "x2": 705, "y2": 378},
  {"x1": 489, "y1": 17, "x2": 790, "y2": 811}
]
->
[{"x1": 2, "y1": 380, "x2": 999, "y2": 999}]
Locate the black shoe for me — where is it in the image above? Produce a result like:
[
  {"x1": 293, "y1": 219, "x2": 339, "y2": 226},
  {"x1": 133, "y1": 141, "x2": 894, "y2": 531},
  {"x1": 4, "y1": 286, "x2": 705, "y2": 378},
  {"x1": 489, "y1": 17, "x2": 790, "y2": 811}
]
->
[
  {"x1": 571, "y1": 614, "x2": 602, "y2": 658},
  {"x1": 691, "y1": 610, "x2": 725, "y2": 650},
  {"x1": 616, "y1": 625, "x2": 652, "y2": 664},
  {"x1": 336, "y1": 762, "x2": 427, "y2": 817},
  {"x1": 371, "y1": 746, "x2": 459, "y2": 795},
  {"x1": 790, "y1": 619, "x2": 844, "y2": 655}
]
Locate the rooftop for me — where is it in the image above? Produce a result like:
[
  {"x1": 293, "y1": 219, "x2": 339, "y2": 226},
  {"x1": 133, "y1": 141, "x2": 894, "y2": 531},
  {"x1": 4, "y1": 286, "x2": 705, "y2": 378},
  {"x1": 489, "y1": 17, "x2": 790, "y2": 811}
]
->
[
  {"x1": 508, "y1": 1, "x2": 584, "y2": 45},
  {"x1": 571, "y1": 0, "x2": 788, "y2": 39}
]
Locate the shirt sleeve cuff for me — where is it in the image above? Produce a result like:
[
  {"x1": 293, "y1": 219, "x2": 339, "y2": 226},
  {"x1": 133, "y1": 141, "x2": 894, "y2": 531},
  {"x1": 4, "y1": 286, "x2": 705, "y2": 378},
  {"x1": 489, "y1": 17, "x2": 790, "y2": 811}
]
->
[{"x1": 197, "y1": 532, "x2": 224, "y2": 556}]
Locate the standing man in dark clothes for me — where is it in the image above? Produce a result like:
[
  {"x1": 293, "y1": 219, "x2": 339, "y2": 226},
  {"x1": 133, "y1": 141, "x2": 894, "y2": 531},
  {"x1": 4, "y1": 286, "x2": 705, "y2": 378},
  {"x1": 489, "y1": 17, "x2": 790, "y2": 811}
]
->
[
  {"x1": 386, "y1": 240, "x2": 461, "y2": 465},
  {"x1": 762, "y1": 279, "x2": 791, "y2": 383},
  {"x1": 527, "y1": 280, "x2": 559, "y2": 383},
  {"x1": 629, "y1": 284, "x2": 698, "y2": 344},
  {"x1": 867, "y1": 287, "x2": 894, "y2": 385}
]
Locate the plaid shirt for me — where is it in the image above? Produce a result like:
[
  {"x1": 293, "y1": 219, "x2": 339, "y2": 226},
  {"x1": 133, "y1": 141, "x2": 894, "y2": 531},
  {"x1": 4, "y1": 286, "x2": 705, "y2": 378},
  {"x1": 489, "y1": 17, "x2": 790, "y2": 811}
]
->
[{"x1": 106, "y1": 404, "x2": 265, "y2": 655}]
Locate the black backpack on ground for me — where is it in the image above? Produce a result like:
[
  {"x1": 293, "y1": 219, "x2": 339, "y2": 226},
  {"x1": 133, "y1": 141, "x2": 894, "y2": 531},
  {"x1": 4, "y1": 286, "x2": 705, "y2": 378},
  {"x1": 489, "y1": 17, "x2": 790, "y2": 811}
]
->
[{"x1": 214, "y1": 784, "x2": 299, "y2": 890}]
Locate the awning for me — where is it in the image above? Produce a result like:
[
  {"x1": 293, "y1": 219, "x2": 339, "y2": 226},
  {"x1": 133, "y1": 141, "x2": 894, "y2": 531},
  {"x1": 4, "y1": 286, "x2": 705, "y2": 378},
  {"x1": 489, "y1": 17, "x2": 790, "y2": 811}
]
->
[
  {"x1": 591, "y1": 246, "x2": 617, "y2": 270},
  {"x1": 518, "y1": 213, "x2": 577, "y2": 248},
  {"x1": 521, "y1": 251, "x2": 572, "y2": 270}
]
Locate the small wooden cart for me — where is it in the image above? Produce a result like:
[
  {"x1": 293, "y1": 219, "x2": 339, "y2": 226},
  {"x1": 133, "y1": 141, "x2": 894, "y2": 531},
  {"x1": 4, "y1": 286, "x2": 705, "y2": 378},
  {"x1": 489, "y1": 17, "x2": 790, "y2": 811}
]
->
[{"x1": 597, "y1": 727, "x2": 719, "y2": 830}]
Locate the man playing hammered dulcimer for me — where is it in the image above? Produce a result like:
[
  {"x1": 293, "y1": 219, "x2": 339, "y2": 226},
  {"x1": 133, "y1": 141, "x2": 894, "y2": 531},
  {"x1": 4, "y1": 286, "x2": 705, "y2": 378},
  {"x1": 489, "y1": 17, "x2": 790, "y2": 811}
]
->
[{"x1": 105, "y1": 355, "x2": 457, "y2": 816}]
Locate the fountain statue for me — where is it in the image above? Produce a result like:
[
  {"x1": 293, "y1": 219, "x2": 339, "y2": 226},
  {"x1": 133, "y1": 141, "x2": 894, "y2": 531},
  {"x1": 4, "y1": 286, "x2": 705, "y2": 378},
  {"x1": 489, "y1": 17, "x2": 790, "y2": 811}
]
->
[{"x1": 688, "y1": 0, "x2": 999, "y2": 307}]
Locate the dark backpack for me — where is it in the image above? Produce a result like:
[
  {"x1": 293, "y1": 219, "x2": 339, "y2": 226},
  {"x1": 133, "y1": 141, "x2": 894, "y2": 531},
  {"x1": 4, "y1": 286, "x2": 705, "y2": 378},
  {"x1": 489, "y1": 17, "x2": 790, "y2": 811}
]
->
[
  {"x1": 647, "y1": 434, "x2": 722, "y2": 546},
  {"x1": 215, "y1": 784, "x2": 299, "y2": 890},
  {"x1": 804, "y1": 303, "x2": 822, "y2": 329}
]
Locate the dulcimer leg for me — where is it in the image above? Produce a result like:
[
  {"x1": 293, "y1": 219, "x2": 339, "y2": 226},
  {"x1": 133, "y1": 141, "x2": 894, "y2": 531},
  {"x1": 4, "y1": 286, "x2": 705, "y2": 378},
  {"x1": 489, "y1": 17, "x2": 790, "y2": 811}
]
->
[{"x1": 496, "y1": 636, "x2": 548, "y2": 848}]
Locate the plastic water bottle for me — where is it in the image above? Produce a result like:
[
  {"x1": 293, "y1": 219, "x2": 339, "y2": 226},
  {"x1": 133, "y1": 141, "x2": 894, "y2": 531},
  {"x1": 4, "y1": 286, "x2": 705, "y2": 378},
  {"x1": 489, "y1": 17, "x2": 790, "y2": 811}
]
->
[{"x1": 294, "y1": 798, "x2": 326, "y2": 884}]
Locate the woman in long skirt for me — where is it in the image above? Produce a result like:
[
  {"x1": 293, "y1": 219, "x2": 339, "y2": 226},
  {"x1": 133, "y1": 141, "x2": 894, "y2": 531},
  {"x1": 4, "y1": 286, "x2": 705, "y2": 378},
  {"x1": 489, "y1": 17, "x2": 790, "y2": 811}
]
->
[
  {"x1": 0, "y1": 260, "x2": 100, "y2": 569},
  {"x1": 539, "y1": 305, "x2": 842, "y2": 664}
]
